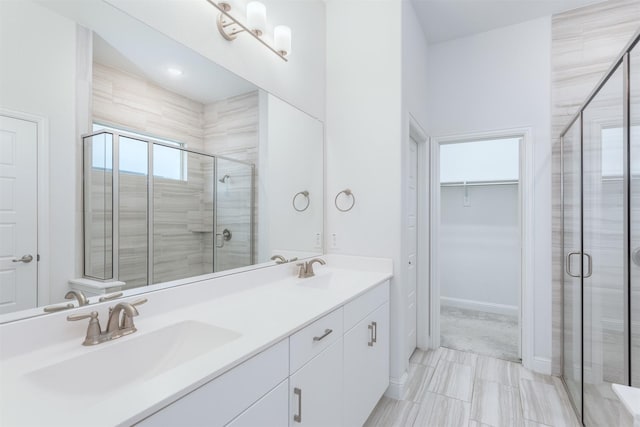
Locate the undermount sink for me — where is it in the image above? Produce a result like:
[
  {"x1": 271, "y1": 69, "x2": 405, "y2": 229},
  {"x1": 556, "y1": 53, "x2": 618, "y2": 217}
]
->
[
  {"x1": 298, "y1": 272, "x2": 334, "y2": 288},
  {"x1": 27, "y1": 320, "x2": 241, "y2": 395}
]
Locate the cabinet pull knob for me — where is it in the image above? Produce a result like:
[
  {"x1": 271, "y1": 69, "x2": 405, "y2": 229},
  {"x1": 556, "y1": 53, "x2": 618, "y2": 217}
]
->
[
  {"x1": 372, "y1": 321, "x2": 377, "y2": 343},
  {"x1": 294, "y1": 387, "x2": 302, "y2": 423},
  {"x1": 368, "y1": 323, "x2": 374, "y2": 347},
  {"x1": 313, "y1": 328, "x2": 333, "y2": 342}
]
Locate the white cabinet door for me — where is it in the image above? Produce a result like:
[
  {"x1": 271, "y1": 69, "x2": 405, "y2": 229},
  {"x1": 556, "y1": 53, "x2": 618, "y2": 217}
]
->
[
  {"x1": 0, "y1": 115, "x2": 38, "y2": 314},
  {"x1": 226, "y1": 380, "x2": 288, "y2": 427},
  {"x1": 343, "y1": 302, "x2": 390, "y2": 427},
  {"x1": 289, "y1": 339, "x2": 343, "y2": 427}
]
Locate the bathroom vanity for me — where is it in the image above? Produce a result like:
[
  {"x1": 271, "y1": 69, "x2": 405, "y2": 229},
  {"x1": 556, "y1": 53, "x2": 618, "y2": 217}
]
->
[{"x1": 0, "y1": 255, "x2": 391, "y2": 427}]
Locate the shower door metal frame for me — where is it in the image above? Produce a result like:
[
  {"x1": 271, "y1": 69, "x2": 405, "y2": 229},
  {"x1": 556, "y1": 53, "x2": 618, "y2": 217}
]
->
[
  {"x1": 559, "y1": 29, "x2": 640, "y2": 425},
  {"x1": 560, "y1": 112, "x2": 584, "y2": 421},
  {"x1": 82, "y1": 129, "x2": 256, "y2": 286}
]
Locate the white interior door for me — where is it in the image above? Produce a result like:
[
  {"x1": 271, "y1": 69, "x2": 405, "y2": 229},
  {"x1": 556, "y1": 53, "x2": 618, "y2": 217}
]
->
[
  {"x1": 0, "y1": 115, "x2": 38, "y2": 313},
  {"x1": 407, "y1": 137, "x2": 418, "y2": 357}
]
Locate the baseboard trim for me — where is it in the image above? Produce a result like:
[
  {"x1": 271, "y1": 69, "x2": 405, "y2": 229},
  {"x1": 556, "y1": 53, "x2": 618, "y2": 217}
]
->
[
  {"x1": 440, "y1": 296, "x2": 518, "y2": 316},
  {"x1": 532, "y1": 356, "x2": 552, "y2": 375},
  {"x1": 384, "y1": 371, "x2": 408, "y2": 400}
]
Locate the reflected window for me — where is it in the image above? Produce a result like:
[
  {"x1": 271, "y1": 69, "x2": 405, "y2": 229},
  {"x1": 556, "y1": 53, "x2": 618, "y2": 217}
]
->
[
  {"x1": 601, "y1": 125, "x2": 640, "y2": 178},
  {"x1": 91, "y1": 123, "x2": 187, "y2": 180}
]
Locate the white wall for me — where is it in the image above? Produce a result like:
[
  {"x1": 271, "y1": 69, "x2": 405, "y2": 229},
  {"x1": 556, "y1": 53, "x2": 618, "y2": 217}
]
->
[
  {"x1": 265, "y1": 94, "x2": 323, "y2": 256},
  {"x1": 105, "y1": 0, "x2": 326, "y2": 122},
  {"x1": 325, "y1": 0, "x2": 405, "y2": 394},
  {"x1": 440, "y1": 184, "x2": 520, "y2": 313},
  {"x1": 402, "y1": 0, "x2": 429, "y2": 128},
  {"x1": 0, "y1": 1, "x2": 78, "y2": 304},
  {"x1": 401, "y1": 0, "x2": 429, "y2": 362},
  {"x1": 427, "y1": 17, "x2": 553, "y2": 367}
]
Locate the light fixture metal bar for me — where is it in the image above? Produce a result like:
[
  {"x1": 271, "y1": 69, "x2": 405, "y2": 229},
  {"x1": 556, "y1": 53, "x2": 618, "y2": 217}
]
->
[{"x1": 206, "y1": 0, "x2": 288, "y2": 62}]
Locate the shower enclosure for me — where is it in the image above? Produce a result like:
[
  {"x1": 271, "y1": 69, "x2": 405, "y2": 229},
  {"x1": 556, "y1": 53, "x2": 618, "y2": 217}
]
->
[
  {"x1": 83, "y1": 130, "x2": 254, "y2": 290},
  {"x1": 561, "y1": 31, "x2": 639, "y2": 425}
]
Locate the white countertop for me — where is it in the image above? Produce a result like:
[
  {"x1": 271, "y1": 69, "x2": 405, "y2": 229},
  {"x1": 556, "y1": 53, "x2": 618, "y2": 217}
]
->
[{"x1": 0, "y1": 255, "x2": 392, "y2": 427}]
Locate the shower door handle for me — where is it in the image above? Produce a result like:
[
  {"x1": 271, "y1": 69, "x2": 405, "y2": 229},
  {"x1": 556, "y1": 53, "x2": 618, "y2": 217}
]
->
[
  {"x1": 215, "y1": 229, "x2": 232, "y2": 248},
  {"x1": 565, "y1": 251, "x2": 581, "y2": 278},
  {"x1": 583, "y1": 253, "x2": 592, "y2": 278},
  {"x1": 632, "y1": 247, "x2": 640, "y2": 267}
]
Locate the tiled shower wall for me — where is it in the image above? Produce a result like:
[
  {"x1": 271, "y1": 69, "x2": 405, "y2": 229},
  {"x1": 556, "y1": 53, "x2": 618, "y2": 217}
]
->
[
  {"x1": 204, "y1": 91, "x2": 260, "y2": 268},
  {"x1": 91, "y1": 63, "x2": 257, "y2": 285},
  {"x1": 551, "y1": 0, "x2": 640, "y2": 376},
  {"x1": 92, "y1": 63, "x2": 205, "y2": 150}
]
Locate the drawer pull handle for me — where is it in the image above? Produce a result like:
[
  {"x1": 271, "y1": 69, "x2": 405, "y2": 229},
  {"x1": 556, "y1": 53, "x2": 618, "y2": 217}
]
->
[
  {"x1": 372, "y1": 321, "x2": 377, "y2": 343},
  {"x1": 368, "y1": 323, "x2": 374, "y2": 347},
  {"x1": 313, "y1": 328, "x2": 333, "y2": 342},
  {"x1": 294, "y1": 387, "x2": 302, "y2": 422}
]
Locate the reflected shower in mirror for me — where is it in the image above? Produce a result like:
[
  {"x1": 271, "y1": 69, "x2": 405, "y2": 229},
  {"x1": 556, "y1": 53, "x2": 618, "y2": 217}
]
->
[{"x1": 0, "y1": 0, "x2": 323, "y2": 320}]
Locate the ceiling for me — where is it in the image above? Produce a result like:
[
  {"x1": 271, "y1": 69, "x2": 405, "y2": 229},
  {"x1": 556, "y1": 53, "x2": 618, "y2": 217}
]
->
[
  {"x1": 411, "y1": 0, "x2": 604, "y2": 44},
  {"x1": 39, "y1": 0, "x2": 256, "y2": 105}
]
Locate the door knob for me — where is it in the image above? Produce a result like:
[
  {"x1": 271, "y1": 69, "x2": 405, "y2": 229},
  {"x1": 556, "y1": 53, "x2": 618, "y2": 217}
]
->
[{"x1": 12, "y1": 254, "x2": 33, "y2": 263}]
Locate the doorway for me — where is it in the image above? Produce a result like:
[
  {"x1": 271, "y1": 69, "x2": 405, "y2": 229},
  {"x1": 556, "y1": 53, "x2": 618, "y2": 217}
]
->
[
  {"x1": 0, "y1": 114, "x2": 39, "y2": 313},
  {"x1": 430, "y1": 132, "x2": 532, "y2": 363}
]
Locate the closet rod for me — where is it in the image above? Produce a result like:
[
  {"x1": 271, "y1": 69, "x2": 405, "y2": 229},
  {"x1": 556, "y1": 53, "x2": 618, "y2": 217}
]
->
[{"x1": 440, "y1": 179, "x2": 519, "y2": 187}]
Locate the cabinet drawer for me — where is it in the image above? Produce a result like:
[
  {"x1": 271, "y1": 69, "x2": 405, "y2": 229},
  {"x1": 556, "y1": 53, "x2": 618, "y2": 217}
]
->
[
  {"x1": 344, "y1": 281, "x2": 389, "y2": 332},
  {"x1": 290, "y1": 308, "x2": 343, "y2": 374},
  {"x1": 137, "y1": 339, "x2": 289, "y2": 427},
  {"x1": 226, "y1": 379, "x2": 288, "y2": 427}
]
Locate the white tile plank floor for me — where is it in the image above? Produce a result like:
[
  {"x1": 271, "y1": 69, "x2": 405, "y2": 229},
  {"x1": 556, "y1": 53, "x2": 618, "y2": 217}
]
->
[{"x1": 364, "y1": 347, "x2": 583, "y2": 427}]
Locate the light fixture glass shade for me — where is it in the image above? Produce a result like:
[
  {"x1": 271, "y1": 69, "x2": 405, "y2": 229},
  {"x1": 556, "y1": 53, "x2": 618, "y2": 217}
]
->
[
  {"x1": 274, "y1": 25, "x2": 291, "y2": 56},
  {"x1": 246, "y1": 1, "x2": 266, "y2": 35}
]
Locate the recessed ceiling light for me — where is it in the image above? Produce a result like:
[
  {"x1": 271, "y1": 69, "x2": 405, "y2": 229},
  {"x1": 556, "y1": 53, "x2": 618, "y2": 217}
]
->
[{"x1": 167, "y1": 67, "x2": 183, "y2": 77}]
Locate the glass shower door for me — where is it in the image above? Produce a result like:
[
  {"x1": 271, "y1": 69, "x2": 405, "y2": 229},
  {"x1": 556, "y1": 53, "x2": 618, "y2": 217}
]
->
[
  {"x1": 582, "y1": 64, "x2": 627, "y2": 425},
  {"x1": 117, "y1": 136, "x2": 148, "y2": 290},
  {"x1": 562, "y1": 117, "x2": 583, "y2": 418},
  {"x1": 630, "y1": 42, "x2": 640, "y2": 387},
  {"x1": 215, "y1": 157, "x2": 253, "y2": 272},
  {"x1": 153, "y1": 145, "x2": 215, "y2": 283}
]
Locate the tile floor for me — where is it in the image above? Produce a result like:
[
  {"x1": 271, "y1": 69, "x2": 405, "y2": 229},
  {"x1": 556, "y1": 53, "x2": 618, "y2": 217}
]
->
[
  {"x1": 364, "y1": 347, "x2": 586, "y2": 427},
  {"x1": 441, "y1": 306, "x2": 519, "y2": 362}
]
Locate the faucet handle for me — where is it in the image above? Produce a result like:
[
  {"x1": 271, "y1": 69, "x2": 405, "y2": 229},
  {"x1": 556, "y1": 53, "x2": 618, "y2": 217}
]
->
[
  {"x1": 67, "y1": 311, "x2": 102, "y2": 346},
  {"x1": 99, "y1": 292, "x2": 123, "y2": 302},
  {"x1": 43, "y1": 303, "x2": 74, "y2": 313},
  {"x1": 130, "y1": 298, "x2": 148, "y2": 308},
  {"x1": 67, "y1": 311, "x2": 98, "y2": 322},
  {"x1": 296, "y1": 262, "x2": 307, "y2": 278}
]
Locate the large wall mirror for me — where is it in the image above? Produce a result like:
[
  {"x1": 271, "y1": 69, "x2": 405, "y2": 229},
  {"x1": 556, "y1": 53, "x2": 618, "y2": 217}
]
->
[{"x1": 0, "y1": 0, "x2": 323, "y2": 321}]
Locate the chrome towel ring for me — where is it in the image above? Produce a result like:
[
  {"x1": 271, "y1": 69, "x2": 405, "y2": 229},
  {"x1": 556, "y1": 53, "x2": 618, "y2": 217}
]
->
[
  {"x1": 293, "y1": 190, "x2": 310, "y2": 212},
  {"x1": 335, "y1": 189, "x2": 355, "y2": 212}
]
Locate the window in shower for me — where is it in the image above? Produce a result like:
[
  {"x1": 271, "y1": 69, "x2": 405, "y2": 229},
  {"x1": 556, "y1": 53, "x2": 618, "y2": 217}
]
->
[{"x1": 92, "y1": 123, "x2": 187, "y2": 180}]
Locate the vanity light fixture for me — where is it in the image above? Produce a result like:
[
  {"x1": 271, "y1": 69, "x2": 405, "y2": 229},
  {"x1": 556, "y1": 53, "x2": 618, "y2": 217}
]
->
[{"x1": 206, "y1": 0, "x2": 291, "y2": 62}]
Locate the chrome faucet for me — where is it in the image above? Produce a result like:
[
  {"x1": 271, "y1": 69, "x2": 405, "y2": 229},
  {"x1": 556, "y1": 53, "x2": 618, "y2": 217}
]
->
[
  {"x1": 67, "y1": 298, "x2": 147, "y2": 346},
  {"x1": 65, "y1": 290, "x2": 89, "y2": 307},
  {"x1": 296, "y1": 258, "x2": 326, "y2": 278}
]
